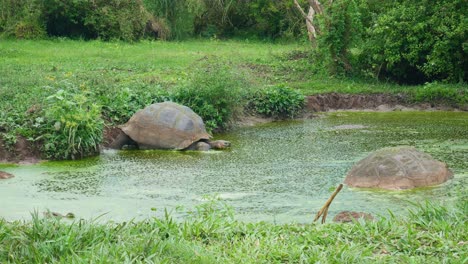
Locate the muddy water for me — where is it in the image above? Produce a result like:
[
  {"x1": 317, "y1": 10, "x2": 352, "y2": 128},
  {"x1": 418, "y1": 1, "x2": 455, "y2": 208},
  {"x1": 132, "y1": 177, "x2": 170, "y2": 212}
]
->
[{"x1": 1, "y1": 111, "x2": 467, "y2": 223}]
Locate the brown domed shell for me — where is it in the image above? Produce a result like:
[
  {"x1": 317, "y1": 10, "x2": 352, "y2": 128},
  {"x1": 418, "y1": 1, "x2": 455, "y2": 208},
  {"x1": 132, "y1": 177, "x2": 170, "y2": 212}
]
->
[
  {"x1": 121, "y1": 102, "x2": 211, "y2": 150},
  {"x1": 344, "y1": 146, "x2": 453, "y2": 190}
]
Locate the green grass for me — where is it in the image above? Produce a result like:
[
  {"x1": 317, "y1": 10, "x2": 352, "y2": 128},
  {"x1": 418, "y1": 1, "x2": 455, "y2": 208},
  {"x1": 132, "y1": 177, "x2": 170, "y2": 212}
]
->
[
  {"x1": 1, "y1": 40, "x2": 467, "y2": 262},
  {"x1": 0, "y1": 40, "x2": 271, "y2": 114},
  {"x1": 0, "y1": 198, "x2": 466, "y2": 263},
  {"x1": 1, "y1": 39, "x2": 465, "y2": 113},
  {"x1": 0, "y1": 39, "x2": 466, "y2": 158}
]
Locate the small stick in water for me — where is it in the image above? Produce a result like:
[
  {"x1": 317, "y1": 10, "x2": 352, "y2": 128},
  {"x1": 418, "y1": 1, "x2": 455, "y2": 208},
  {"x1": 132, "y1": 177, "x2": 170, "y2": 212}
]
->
[{"x1": 314, "y1": 184, "x2": 343, "y2": 224}]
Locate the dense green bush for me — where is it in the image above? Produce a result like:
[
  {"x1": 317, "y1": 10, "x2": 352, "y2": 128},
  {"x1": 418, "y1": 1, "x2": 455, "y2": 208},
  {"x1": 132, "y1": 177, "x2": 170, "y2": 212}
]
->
[
  {"x1": 193, "y1": 0, "x2": 304, "y2": 40},
  {"x1": 84, "y1": 0, "x2": 148, "y2": 41},
  {"x1": 319, "y1": 0, "x2": 362, "y2": 76},
  {"x1": 173, "y1": 60, "x2": 250, "y2": 132},
  {"x1": 0, "y1": 0, "x2": 45, "y2": 39},
  {"x1": 360, "y1": 0, "x2": 467, "y2": 84},
  {"x1": 412, "y1": 83, "x2": 467, "y2": 106},
  {"x1": 143, "y1": 0, "x2": 200, "y2": 40},
  {"x1": 43, "y1": 0, "x2": 149, "y2": 41},
  {"x1": 142, "y1": 0, "x2": 305, "y2": 40},
  {"x1": 249, "y1": 85, "x2": 305, "y2": 119},
  {"x1": 1, "y1": 0, "x2": 150, "y2": 41},
  {"x1": 1, "y1": 0, "x2": 306, "y2": 41},
  {"x1": 317, "y1": 0, "x2": 467, "y2": 84},
  {"x1": 99, "y1": 85, "x2": 171, "y2": 124},
  {"x1": 41, "y1": 0, "x2": 92, "y2": 39},
  {"x1": 41, "y1": 88, "x2": 103, "y2": 160}
]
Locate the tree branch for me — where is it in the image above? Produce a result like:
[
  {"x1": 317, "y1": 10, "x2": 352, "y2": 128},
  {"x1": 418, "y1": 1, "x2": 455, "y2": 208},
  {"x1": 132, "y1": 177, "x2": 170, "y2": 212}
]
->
[
  {"x1": 308, "y1": 0, "x2": 323, "y2": 14},
  {"x1": 314, "y1": 184, "x2": 343, "y2": 223},
  {"x1": 293, "y1": 0, "x2": 314, "y2": 25}
]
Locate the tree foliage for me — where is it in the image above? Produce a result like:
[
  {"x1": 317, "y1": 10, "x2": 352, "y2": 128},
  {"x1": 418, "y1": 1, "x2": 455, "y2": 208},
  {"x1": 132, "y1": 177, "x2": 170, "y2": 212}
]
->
[
  {"x1": 318, "y1": 0, "x2": 467, "y2": 84},
  {"x1": 142, "y1": 0, "x2": 305, "y2": 40},
  {"x1": 1, "y1": 0, "x2": 465, "y2": 84},
  {"x1": 1, "y1": 0, "x2": 150, "y2": 41},
  {"x1": 0, "y1": 0, "x2": 306, "y2": 41},
  {"x1": 0, "y1": 0, "x2": 45, "y2": 39}
]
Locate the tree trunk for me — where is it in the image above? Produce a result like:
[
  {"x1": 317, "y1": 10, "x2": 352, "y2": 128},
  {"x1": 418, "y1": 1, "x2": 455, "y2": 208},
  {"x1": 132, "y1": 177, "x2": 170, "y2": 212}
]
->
[
  {"x1": 305, "y1": 7, "x2": 316, "y2": 43},
  {"x1": 293, "y1": 0, "x2": 323, "y2": 46}
]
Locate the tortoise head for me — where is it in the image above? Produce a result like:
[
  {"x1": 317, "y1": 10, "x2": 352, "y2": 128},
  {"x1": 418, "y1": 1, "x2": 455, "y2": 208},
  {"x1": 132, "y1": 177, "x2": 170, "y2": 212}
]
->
[{"x1": 209, "y1": 140, "x2": 231, "y2": 150}]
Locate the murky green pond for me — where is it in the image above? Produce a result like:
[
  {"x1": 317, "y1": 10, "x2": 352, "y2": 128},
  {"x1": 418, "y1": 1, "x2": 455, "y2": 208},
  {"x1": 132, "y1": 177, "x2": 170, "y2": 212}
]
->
[{"x1": 1, "y1": 111, "x2": 467, "y2": 223}]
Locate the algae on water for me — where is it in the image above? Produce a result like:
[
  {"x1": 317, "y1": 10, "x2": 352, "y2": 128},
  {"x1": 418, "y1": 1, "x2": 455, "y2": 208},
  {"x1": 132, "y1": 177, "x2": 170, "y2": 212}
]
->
[{"x1": 0, "y1": 111, "x2": 466, "y2": 223}]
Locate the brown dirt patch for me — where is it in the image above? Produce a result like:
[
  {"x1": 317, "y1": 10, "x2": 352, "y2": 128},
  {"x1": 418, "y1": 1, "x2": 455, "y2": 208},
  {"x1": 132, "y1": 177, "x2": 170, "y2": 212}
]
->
[
  {"x1": 0, "y1": 136, "x2": 43, "y2": 164},
  {"x1": 305, "y1": 93, "x2": 461, "y2": 112},
  {"x1": 333, "y1": 211, "x2": 374, "y2": 223}
]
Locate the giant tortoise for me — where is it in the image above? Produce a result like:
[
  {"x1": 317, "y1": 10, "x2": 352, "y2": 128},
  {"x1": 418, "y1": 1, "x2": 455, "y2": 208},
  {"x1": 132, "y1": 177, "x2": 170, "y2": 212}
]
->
[
  {"x1": 111, "y1": 102, "x2": 230, "y2": 151},
  {"x1": 344, "y1": 146, "x2": 453, "y2": 190}
]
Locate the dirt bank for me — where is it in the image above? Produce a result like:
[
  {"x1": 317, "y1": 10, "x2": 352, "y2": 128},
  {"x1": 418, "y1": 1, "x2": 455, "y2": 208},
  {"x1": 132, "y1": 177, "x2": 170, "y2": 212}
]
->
[
  {"x1": 0, "y1": 136, "x2": 42, "y2": 164},
  {"x1": 306, "y1": 93, "x2": 465, "y2": 112},
  {"x1": 1, "y1": 93, "x2": 465, "y2": 164}
]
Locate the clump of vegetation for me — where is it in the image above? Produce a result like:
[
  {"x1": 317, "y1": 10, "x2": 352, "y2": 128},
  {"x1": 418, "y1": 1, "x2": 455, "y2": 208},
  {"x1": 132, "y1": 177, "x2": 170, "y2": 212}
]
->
[
  {"x1": 1, "y1": 0, "x2": 150, "y2": 41},
  {"x1": 136, "y1": 0, "x2": 306, "y2": 40},
  {"x1": 315, "y1": 0, "x2": 467, "y2": 84},
  {"x1": 412, "y1": 83, "x2": 468, "y2": 107},
  {"x1": 318, "y1": 0, "x2": 362, "y2": 76},
  {"x1": 41, "y1": 88, "x2": 103, "y2": 160},
  {"x1": 359, "y1": 0, "x2": 467, "y2": 84},
  {"x1": 0, "y1": 0, "x2": 45, "y2": 39},
  {"x1": 249, "y1": 85, "x2": 305, "y2": 119},
  {"x1": 173, "y1": 60, "x2": 251, "y2": 132},
  {"x1": 0, "y1": 198, "x2": 465, "y2": 262},
  {"x1": 99, "y1": 85, "x2": 171, "y2": 124},
  {"x1": 1, "y1": 0, "x2": 306, "y2": 41}
]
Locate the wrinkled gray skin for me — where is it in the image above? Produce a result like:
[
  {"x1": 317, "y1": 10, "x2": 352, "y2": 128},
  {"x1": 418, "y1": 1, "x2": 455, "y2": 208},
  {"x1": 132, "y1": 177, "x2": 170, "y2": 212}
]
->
[{"x1": 186, "y1": 139, "x2": 231, "y2": 151}]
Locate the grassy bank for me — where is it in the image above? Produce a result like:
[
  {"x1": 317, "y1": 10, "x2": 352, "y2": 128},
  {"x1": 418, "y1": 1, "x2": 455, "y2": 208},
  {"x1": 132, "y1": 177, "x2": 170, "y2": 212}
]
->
[
  {"x1": 0, "y1": 198, "x2": 466, "y2": 263},
  {"x1": 0, "y1": 39, "x2": 466, "y2": 159},
  {"x1": 1, "y1": 39, "x2": 465, "y2": 111}
]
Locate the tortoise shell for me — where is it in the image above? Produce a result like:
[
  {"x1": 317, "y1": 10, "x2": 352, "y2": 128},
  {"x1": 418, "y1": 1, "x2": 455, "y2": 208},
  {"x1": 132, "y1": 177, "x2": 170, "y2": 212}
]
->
[
  {"x1": 121, "y1": 102, "x2": 211, "y2": 150},
  {"x1": 344, "y1": 146, "x2": 453, "y2": 190}
]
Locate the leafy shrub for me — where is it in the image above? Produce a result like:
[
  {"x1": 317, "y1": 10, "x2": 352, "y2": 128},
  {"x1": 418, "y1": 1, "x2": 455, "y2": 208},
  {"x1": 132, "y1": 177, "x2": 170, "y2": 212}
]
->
[
  {"x1": 313, "y1": 0, "x2": 467, "y2": 84},
  {"x1": 358, "y1": 0, "x2": 467, "y2": 83},
  {"x1": 42, "y1": 89, "x2": 103, "y2": 160},
  {"x1": 319, "y1": 0, "x2": 362, "y2": 76},
  {"x1": 143, "y1": 0, "x2": 200, "y2": 40},
  {"x1": 84, "y1": 0, "x2": 149, "y2": 41},
  {"x1": 249, "y1": 85, "x2": 305, "y2": 119},
  {"x1": 100, "y1": 85, "x2": 171, "y2": 124},
  {"x1": 41, "y1": 0, "x2": 149, "y2": 41},
  {"x1": 142, "y1": 0, "x2": 305, "y2": 40},
  {"x1": 412, "y1": 83, "x2": 467, "y2": 106},
  {"x1": 173, "y1": 60, "x2": 250, "y2": 132},
  {"x1": 0, "y1": 0, "x2": 45, "y2": 39},
  {"x1": 41, "y1": 0, "x2": 92, "y2": 38},
  {"x1": 193, "y1": 0, "x2": 305, "y2": 40},
  {"x1": 14, "y1": 20, "x2": 45, "y2": 39}
]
